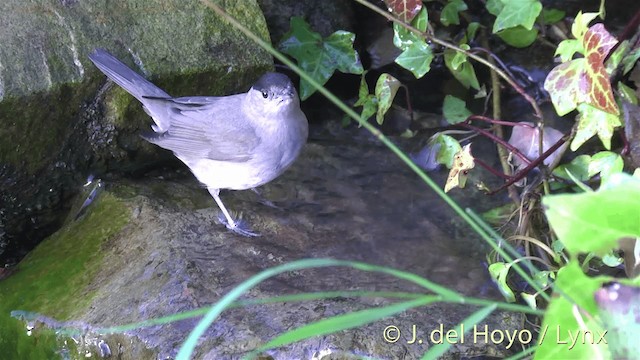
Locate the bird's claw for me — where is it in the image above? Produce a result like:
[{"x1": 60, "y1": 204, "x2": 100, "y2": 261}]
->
[{"x1": 217, "y1": 213, "x2": 261, "y2": 237}]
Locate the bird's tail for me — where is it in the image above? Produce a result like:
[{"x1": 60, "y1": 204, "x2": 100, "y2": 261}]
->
[{"x1": 89, "y1": 49, "x2": 171, "y2": 132}]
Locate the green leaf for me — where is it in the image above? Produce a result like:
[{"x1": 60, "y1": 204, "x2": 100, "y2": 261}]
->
[
  {"x1": 534, "y1": 261, "x2": 609, "y2": 359},
  {"x1": 543, "y1": 173, "x2": 640, "y2": 256},
  {"x1": 553, "y1": 155, "x2": 593, "y2": 182},
  {"x1": 571, "y1": 11, "x2": 600, "y2": 40},
  {"x1": 492, "y1": 0, "x2": 542, "y2": 33},
  {"x1": 432, "y1": 134, "x2": 462, "y2": 168},
  {"x1": 355, "y1": 71, "x2": 370, "y2": 104},
  {"x1": 413, "y1": 6, "x2": 429, "y2": 32},
  {"x1": 442, "y1": 95, "x2": 471, "y2": 124},
  {"x1": 622, "y1": 47, "x2": 640, "y2": 75},
  {"x1": 395, "y1": 41, "x2": 434, "y2": 78},
  {"x1": 440, "y1": 0, "x2": 467, "y2": 26},
  {"x1": 605, "y1": 40, "x2": 629, "y2": 76},
  {"x1": 444, "y1": 47, "x2": 480, "y2": 90},
  {"x1": 554, "y1": 39, "x2": 583, "y2": 62},
  {"x1": 590, "y1": 151, "x2": 624, "y2": 183},
  {"x1": 466, "y1": 22, "x2": 480, "y2": 41},
  {"x1": 541, "y1": 8, "x2": 565, "y2": 24},
  {"x1": 279, "y1": 17, "x2": 362, "y2": 100},
  {"x1": 325, "y1": 31, "x2": 365, "y2": 74},
  {"x1": 354, "y1": 73, "x2": 377, "y2": 124},
  {"x1": 618, "y1": 82, "x2": 639, "y2": 105},
  {"x1": 553, "y1": 151, "x2": 623, "y2": 185},
  {"x1": 392, "y1": 8, "x2": 433, "y2": 78},
  {"x1": 374, "y1": 74, "x2": 401, "y2": 125},
  {"x1": 497, "y1": 26, "x2": 538, "y2": 48},
  {"x1": 572, "y1": 103, "x2": 622, "y2": 151},
  {"x1": 485, "y1": 0, "x2": 503, "y2": 16},
  {"x1": 488, "y1": 263, "x2": 516, "y2": 302}
]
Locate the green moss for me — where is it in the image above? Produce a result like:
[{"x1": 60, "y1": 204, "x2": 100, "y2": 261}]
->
[{"x1": 0, "y1": 192, "x2": 130, "y2": 359}]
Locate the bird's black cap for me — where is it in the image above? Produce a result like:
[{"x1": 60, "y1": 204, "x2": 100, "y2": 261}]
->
[{"x1": 252, "y1": 72, "x2": 293, "y2": 93}]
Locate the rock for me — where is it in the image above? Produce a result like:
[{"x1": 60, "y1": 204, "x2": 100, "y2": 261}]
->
[
  {"x1": 2, "y1": 135, "x2": 522, "y2": 359},
  {"x1": 0, "y1": 0, "x2": 272, "y2": 262},
  {"x1": 257, "y1": 0, "x2": 355, "y2": 43}
]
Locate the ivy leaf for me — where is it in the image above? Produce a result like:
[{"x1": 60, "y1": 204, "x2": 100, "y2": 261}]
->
[
  {"x1": 432, "y1": 134, "x2": 462, "y2": 168},
  {"x1": 572, "y1": 103, "x2": 622, "y2": 150},
  {"x1": 354, "y1": 74, "x2": 377, "y2": 124},
  {"x1": 279, "y1": 17, "x2": 363, "y2": 100},
  {"x1": 485, "y1": 0, "x2": 503, "y2": 16},
  {"x1": 571, "y1": 11, "x2": 601, "y2": 40},
  {"x1": 622, "y1": 47, "x2": 640, "y2": 75},
  {"x1": 392, "y1": 8, "x2": 433, "y2": 78},
  {"x1": 554, "y1": 151, "x2": 624, "y2": 184},
  {"x1": 618, "y1": 82, "x2": 639, "y2": 105},
  {"x1": 544, "y1": 23, "x2": 619, "y2": 117},
  {"x1": 492, "y1": 0, "x2": 542, "y2": 33},
  {"x1": 496, "y1": 26, "x2": 538, "y2": 48},
  {"x1": 488, "y1": 263, "x2": 516, "y2": 302},
  {"x1": 466, "y1": 22, "x2": 480, "y2": 41},
  {"x1": 555, "y1": 39, "x2": 583, "y2": 62},
  {"x1": 395, "y1": 42, "x2": 434, "y2": 78},
  {"x1": 541, "y1": 8, "x2": 565, "y2": 24},
  {"x1": 543, "y1": 173, "x2": 640, "y2": 256},
  {"x1": 440, "y1": 0, "x2": 467, "y2": 26},
  {"x1": 553, "y1": 155, "x2": 593, "y2": 182},
  {"x1": 374, "y1": 74, "x2": 401, "y2": 125},
  {"x1": 443, "y1": 95, "x2": 471, "y2": 124},
  {"x1": 444, "y1": 46, "x2": 480, "y2": 90},
  {"x1": 382, "y1": 0, "x2": 423, "y2": 23},
  {"x1": 444, "y1": 144, "x2": 475, "y2": 193},
  {"x1": 583, "y1": 23, "x2": 619, "y2": 114},
  {"x1": 589, "y1": 151, "x2": 624, "y2": 183}
]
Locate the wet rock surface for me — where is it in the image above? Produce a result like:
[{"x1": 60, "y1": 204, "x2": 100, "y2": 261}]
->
[
  {"x1": 0, "y1": 0, "x2": 272, "y2": 262},
  {"x1": 57, "y1": 132, "x2": 520, "y2": 359}
]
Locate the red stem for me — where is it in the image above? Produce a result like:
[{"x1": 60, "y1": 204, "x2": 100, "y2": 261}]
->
[
  {"x1": 488, "y1": 135, "x2": 568, "y2": 195},
  {"x1": 458, "y1": 122, "x2": 531, "y2": 165}
]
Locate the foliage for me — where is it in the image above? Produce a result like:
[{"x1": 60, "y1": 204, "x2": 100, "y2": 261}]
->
[
  {"x1": 279, "y1": 17, "x2": 363, "y2": 100},
  {"x1": 354, "y1": 72, "x2": 401, "y2": 124},
  {"x1": 392, "y1": 8, "x2": 433, "y2": 78}
]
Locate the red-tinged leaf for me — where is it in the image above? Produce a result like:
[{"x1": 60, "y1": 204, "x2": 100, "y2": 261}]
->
[
  {"x1": 543, "y1": 59, "x2": 590, "y2": 116},
  {"x1": 583, "y1": 24, "x2": 619, "y2": 115},
  {"x1": 544, "y1": 23, "x2": 620, "y2": 117},
  {"x1": 383, "y1": 0, "x2": 423, "y2": 23}
]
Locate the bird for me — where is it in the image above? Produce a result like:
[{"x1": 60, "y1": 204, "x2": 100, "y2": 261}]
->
[{"x1": 88, "y1": 49, "x2": 308, "y2": 236}]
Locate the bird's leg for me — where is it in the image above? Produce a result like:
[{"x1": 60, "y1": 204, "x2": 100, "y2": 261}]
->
[{"x1": 208, "y1": 188, "x2": 260, "y2": 237}]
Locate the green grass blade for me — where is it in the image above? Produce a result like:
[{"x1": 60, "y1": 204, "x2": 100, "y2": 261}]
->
[
  {"x1": 247, "y1": 296, "x2": 440, "y2": 359},
  {"x1": 177, "y1": 259, "x2": 460, "y2": 359},
  {"x1": 421, "y1": 304, "x2": 498, "y2": 360}
]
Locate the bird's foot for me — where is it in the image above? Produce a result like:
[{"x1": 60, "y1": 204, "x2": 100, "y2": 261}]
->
[{"x1": 217, "y1": 213, "x2": 261, "y2": 237}]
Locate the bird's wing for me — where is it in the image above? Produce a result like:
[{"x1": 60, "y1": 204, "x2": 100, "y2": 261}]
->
[{"x1": 141, "y1": 95, "x2": 260, "y2": 162}]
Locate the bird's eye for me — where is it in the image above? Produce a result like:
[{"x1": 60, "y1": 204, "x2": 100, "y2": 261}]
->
[{"x1": 261, "y1": 91, "x2": 268, "y2": 99}]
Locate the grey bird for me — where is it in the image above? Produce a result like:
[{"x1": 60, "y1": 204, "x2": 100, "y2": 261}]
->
[{"x1": 88, "y1": 49, "x2": 308, "y2": 236}]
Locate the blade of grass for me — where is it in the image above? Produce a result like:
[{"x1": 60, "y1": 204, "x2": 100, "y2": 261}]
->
[
  {"x1": 176, "y1": 258, "x2": 463, "y2": 359},
  {"x1": 421, "y1": 304, "x2": 498, "y2": 360},
  {"x1": 244, "y1": 296, "x2": 440, "y2": 359},
  {"x1": 59, "y1": 291, "x2": 427, "y2": 335}
]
